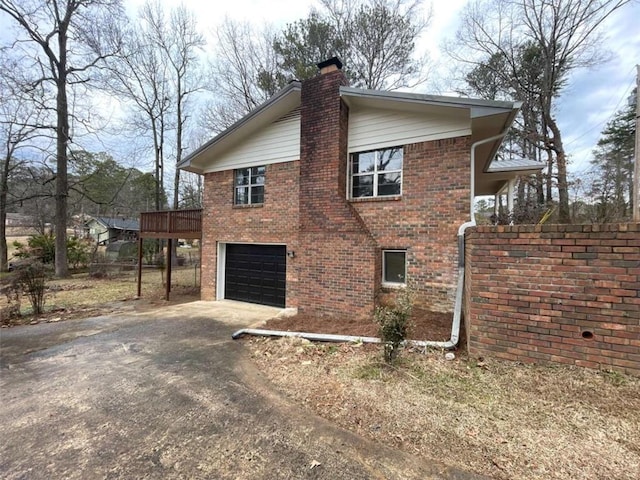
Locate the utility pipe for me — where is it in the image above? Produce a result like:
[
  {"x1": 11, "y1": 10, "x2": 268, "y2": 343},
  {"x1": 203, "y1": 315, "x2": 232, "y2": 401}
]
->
[{"x1": 232, "y1": 130, "x2": 511, "y2": 349}]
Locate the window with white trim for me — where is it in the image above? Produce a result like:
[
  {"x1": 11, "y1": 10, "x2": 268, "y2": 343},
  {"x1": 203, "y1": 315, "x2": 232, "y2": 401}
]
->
[
  {"x1": 350, "y1": 147, "x2": 403, "y2": 198},
  {"x1": 234, "y1": 166, "x2": 265, "y2": 205},
  {"x1": 382, "y1": 250, "x2": 406, "y2": 286}
]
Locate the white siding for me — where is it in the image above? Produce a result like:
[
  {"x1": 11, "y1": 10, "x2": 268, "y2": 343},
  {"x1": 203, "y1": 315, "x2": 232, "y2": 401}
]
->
[
  {"x1": 204, "y1": 111, "x2": 300, "y2": 173},
  {"x1": 348, "y1": 107, "x2": 471, "y2": 153}
]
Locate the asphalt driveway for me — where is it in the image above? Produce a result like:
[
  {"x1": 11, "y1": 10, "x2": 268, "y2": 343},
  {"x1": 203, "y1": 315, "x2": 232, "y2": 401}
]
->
[{"x1": 0, "y1": 301, "x2": 484, "y2": 479}]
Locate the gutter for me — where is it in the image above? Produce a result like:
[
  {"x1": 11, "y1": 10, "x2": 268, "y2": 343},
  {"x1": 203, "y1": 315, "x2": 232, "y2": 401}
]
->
[{"x1": 232, "y1": 130, "x2": 512, "y2": 350}]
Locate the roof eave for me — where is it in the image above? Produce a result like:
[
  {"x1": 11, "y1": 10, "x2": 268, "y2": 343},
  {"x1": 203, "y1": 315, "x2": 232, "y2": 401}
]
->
[
  {"x1": 487, "y1": 164, "x2": 545, "y2": 173},
  {"x1": 340, "y1": 85, "x2": 520, "y2": 111}
]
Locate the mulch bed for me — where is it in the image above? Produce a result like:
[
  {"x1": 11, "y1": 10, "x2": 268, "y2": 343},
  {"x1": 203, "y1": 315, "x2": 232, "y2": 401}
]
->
[{"x1": 261, "y1": 306, "x2": 454, "y2": 341}]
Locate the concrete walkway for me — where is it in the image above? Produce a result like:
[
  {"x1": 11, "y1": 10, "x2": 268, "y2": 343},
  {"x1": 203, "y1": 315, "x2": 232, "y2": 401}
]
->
[{"x1": 0, "y1": 301, "x2": 485, "y2": 479}]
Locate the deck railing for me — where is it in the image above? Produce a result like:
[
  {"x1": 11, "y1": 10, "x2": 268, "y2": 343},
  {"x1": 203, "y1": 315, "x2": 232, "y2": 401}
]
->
[{"x1": 139, "y1": 209, "x2": 202, "y2": 238}]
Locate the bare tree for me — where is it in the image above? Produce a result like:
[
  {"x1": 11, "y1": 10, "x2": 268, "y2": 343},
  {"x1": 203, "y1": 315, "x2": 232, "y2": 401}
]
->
[
  {"x1": 204, "y1": 18, "x2": 281, "y2": 132},
  {"x1": 321, "y1": 0, "x2": 431, "y2": 90},
  {"x1": 103, "y1": 3, "x2": 171, "y2": 212},
  {"x1": 203, "y1": 0, "x2": 430, "y2": 131},
  {"x1": 449, "y1": 0, "x2": 630, "y2": 223},
  {"x1": 0, "y1": 0, "x2": 124, "y2": 276},
  {"x1": 142, "y1": 2, "x2": 205, "y2": 211},
  {"x1": 0, "y1": 60, "x2": 45, "y2": 271},
  {"x1": 105, "y1": 1, "x2": 204, "y2": 212}
]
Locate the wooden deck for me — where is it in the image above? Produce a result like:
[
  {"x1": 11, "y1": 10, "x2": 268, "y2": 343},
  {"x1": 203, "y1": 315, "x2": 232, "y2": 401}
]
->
[
  {"x1": 139, "y1": 209, "x2": 202, "y2": 239},
  {"x1": 137, "y1": 209, "x2": 202, "y2": 300}
]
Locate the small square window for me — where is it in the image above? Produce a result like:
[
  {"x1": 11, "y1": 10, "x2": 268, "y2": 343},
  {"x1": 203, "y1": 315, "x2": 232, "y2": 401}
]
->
[
  {"x1": 383, "y1": 250, "x2": 406, "y2": 286},
  {"x1": 234, "y1": 166, "x2": 265, "y2": 205}
]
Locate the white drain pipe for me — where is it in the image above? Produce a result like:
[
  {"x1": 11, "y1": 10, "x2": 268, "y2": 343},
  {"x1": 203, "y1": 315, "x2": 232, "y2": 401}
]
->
[{"x1": 232, "y1": 131, "x2": 510, "y2": 349}]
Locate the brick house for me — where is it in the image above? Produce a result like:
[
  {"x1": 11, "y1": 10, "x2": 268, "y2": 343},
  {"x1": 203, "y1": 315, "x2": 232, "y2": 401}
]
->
[{"x1": 179, "y1": 58, "x2": 540, "y2": 320}]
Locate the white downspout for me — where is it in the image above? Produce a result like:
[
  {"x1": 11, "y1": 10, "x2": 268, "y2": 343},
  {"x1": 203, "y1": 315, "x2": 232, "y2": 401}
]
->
[
  {"x1": 507, "y1": 178, "x2": 516, "y2": 223},
  {"x1": 232, "y1": 131, "x2": 511, "y2": 349}
]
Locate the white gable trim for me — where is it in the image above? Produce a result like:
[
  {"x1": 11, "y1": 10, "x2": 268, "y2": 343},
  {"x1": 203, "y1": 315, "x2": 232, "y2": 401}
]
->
[
  {"x1": 202, "y1": 111, "x2": 301, "y2": 174},
  {"x1": 348, "y1": 107, "x2": 471, "y2": 153}
]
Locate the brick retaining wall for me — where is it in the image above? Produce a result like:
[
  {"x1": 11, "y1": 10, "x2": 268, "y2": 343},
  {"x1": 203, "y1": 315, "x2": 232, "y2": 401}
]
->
[{"x1": 465, "y1": 223, "x2": 640, "y2": 376}]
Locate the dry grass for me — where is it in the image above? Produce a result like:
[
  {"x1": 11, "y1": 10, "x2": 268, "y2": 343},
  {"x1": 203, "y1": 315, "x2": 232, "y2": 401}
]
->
[
  {"x1": 1, "y1": 266, "x2": 201, "y2": 322},
  {"x1": 247, "y1": 337, "x2": 640, "y2": 480}
]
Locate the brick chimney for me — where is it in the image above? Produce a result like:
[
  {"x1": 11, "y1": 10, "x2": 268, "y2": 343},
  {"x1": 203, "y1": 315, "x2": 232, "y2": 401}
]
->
[
  {"x1": 317, "y1": 56, "x2": 343, "y2": 75},
  {"x1": 299, "y1": 56, "x2": 353, "y2": 231},
  {"x1": 297, "y1": 58, "x2": 377, "y2": 318}
]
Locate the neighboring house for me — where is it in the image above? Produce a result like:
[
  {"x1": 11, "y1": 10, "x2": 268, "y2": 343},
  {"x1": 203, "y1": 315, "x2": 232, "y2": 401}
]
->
[
  {"x1": 85, "y1": 216, "x2": 139, "y2": 245},
  {"x1": 179, "y1": 57, "x2": 541, "y2": 317},
  {"x1": 5, "y1": 213, "x2": 35, "y2": 227}
]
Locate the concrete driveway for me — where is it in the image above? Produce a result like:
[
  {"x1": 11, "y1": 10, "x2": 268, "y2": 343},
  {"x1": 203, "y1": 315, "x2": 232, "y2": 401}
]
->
[{"x1": 1, "y1": 301, "x2": 484, "y2": 479}]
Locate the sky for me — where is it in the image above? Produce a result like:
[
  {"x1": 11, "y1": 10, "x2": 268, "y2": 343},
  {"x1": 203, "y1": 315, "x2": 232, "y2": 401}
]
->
[
  {"x1": 2, "y1": 0, "x2": 639, "y2": 177},
  {"x1": 127, "y1": 0, "x2": 640, "y2": 176}
]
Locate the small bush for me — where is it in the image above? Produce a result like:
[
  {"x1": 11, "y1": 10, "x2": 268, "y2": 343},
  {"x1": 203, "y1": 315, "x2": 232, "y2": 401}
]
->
[
  {"x1": 13, "y1": 233, "x2": 55, "y2": 264},
  {"x1": 142, "y1": 239, "x2": 158, "y2": 265},
  {"x1": 1, "y1": 281, "x2": 21, "y2": 323},
  {"x1": 67, "y1": 236, "x2": 92, "y2": 270},
  {"x1": 12, "y1": 260, "x2": 50, "y2": 315},
  {"x1": 13, "y1": 233, "x2": 91, "y2": 269},
  {"x1": 375, "y1": 289, "x2": 413, "y2": 364}
]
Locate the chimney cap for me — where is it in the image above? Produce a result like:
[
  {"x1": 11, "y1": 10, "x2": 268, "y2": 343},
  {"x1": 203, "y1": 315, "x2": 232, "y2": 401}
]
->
[{"x1": 317, "y1": 57, "x2": 343, "y2": 74}]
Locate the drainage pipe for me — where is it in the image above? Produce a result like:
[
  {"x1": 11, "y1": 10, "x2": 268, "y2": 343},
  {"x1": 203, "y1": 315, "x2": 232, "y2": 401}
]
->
[{"x1": 232, "y1": 131, "x2": 511, "y2": 349}]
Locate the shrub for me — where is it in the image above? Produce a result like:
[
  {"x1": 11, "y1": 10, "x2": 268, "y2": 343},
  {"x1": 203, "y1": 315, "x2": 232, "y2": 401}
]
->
[
  {"x1": 67, "y1": 236, "x2": 92, "y2": 270},
  {"x1": 1, "y1": 280, "x2": 21, "y2": 323},
  {"x1": 375, "y1": 289, "x2": 413, "y2": 364},
  {"x1": 11, "y1": 260, "x2": 50, "y2": 315},
  {"x1": 142, "y1": 239, "x2": 157, "y2": 265},
  {"x1": 13, "y1": 233, "x2": 93, "y2": 269},
  {"x1": 13, "y1": 233, "x2": 55, "y2": 264}
]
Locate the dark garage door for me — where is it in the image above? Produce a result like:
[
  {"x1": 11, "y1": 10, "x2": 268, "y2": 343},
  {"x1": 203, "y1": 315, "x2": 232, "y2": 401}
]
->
[{"x1": 225, "y1": 244, "x2": 286, "y2": 308}]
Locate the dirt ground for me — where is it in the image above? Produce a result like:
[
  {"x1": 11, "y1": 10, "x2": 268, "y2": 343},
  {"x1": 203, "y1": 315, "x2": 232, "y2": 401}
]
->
[
  {"x1": 4, "y1": 277, "x2": 639, "y2": 479},
  {"x1": 262, "y1": 307, "x2": 454, "y2": 341},
  {"x1": 1, "y1": 302, "x2": 483, "y2": 480},
  {"x1": 0, "y1": 268, "x2": 200, "y2": 325},
  {"x1": 246, "y1": 336, "x2": 640, "y2": 480}
]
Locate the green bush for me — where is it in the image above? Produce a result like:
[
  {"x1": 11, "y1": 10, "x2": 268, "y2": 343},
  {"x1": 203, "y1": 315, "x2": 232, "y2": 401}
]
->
[
  {"x1": 67, "y1": 236, "x2": 92, "y2": 269},
  {"x1": 375, "y1": 289, "x2": 413, "y2": 364},
  {"x1": 142, "y1": 239, "x2": 158, "y2": 265},
  {"x1": 13, "y1": 233, "x2": 55, "y2": 264},
  {"x1": 13, "y1": 233, "x2": 92, "y2": 269}
]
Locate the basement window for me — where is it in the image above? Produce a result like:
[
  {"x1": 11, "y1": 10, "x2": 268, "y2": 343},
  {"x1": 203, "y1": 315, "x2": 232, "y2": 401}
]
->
[
  {"x1": 350, "y1": 147, "x2": 403, "y2": 198},
  {"x1": 382, "y1": 250, "x2": 406, "y2": 286},
  {"x1": 234, "y1": 166, "x2": 265, "y2": 205}
]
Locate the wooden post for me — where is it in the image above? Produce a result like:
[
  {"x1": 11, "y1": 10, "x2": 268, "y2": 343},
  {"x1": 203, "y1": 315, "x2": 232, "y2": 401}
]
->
[
  {"x1": 137, "y1": 236, "x2": 143, "y2": 297},
  {"x1": 165, "y1": 238, "x2": 172, "y2": 301}
]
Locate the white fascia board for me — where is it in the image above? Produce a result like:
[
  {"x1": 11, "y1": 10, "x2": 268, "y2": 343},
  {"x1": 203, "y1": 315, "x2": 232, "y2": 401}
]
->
[{"x1": 340, "y1": 86, "x2": 520, "y2": 111}]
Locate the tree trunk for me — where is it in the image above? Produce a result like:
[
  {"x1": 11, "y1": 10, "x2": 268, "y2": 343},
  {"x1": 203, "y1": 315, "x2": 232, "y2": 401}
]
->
[
  {"x1": 170, "y1": 78, "x2": 183, "y2": 266},
  {"x1": 546, "y1": 115, "x2": 570, "y2": 223},
  {"x1": 0, "y1": 163, "x2": 7, "y2": 272},
  {"x1": 545, "y1": 149, "x2": 553, "y2": 204},
  {"x1": 173, "y1": 76, "x2": 183, "y2": 211},
  {"x1": 55, "y1": 35, "x2": 69, "y2": 277}
]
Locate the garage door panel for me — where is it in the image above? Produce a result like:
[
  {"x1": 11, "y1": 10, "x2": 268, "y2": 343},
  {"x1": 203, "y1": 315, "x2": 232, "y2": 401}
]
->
[{"x1": 225, "y1": 244, "x2": 286, "y2": 308}]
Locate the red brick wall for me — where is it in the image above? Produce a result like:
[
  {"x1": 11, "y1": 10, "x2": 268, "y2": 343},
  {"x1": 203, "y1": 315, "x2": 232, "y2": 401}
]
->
[
  {"x1": 200, "y1": 161, "x2": 300, "y2": 305},
  {"x1": 465, "y1": 223, "x2": 640, "y2": 376},
  {"x1": 352, "y1": 137, "x2": 471, "y2": 311},
  {"x1": 199, "y1": 67, "x2": 473, "y2": 320},
  {"x1": 298, "y1": 69, "x2": 377, "y2": 318}
]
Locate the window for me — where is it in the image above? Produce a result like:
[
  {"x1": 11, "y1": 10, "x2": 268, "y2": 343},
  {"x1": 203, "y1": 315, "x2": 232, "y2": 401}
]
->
[
  {"x1": 351, "y1": 147, "x2": 403, "y2": 198},
  {"x1": 234, "y1": 166, "x2": 265, "y2": 205},
  {"x1": 383, "y1": 250, "x2": 406, "y2": 286}
]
